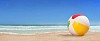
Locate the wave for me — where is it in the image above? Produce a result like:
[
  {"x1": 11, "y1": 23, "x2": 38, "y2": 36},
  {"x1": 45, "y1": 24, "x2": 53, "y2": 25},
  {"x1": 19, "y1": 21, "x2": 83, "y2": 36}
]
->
[
  {"x1": 0, "y1": 26, "x2": 67, "y2": 30},
  {"x1": 0, "y1": 28, "x2": 67, "y2": 30},
  {"x1": 0, "y1": 26, "x2": 66, "y2": 29},
  {"x1": 0, "y1": 26, "x2": 100, "y2": 35},
  {"x1": 0, "y1": 26, "x2": 100, "y2": 30},
  {"x1": 0, "y1": 31, "x2": 68, "y2": 35}
]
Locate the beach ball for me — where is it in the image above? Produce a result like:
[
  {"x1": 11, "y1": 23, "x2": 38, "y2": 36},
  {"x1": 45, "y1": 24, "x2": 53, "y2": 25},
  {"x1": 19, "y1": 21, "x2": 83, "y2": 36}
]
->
[{"x1": 67, "y1": 14, "x2": 90, "y2": 36}]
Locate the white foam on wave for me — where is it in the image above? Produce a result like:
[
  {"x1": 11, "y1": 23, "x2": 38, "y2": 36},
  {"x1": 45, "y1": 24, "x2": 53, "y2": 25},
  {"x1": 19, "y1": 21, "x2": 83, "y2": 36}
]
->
[
  {"x1": 0, "y1": 26, "x2": 100, "y2": 30},
  {"x1": 0, "y1": 27, "x2": 67, "y2": 30},
  {"x1": 0, "y1": 32, "x2": 19, "y2": 34},
  {"x1": 0, "y1": 26, "x2": 67, "y2": 30},
  {"x1": 0, "y1": 31, "x2": 68, "y2": 35},
  {"x1": 0, "y1": 26, "x2": 100, "y2": 35}
]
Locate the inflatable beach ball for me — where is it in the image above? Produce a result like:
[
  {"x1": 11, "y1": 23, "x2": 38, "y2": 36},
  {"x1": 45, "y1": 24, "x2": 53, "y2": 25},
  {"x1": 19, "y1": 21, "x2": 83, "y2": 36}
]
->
[{"x1": 67, "y1": 14, "x2": 90, "y2": 36}]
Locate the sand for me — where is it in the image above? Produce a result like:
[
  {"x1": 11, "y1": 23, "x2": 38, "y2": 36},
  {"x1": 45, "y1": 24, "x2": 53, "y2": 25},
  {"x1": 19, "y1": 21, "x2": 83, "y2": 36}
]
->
[{"x1": 0, "y1": 32, "x2": 100, "y2": 41}]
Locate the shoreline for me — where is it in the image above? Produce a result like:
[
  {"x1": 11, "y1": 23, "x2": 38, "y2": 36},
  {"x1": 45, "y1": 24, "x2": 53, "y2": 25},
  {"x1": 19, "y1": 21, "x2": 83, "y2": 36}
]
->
[
  {"x1": 0, "y1": 31, "x2": 68, "y2": 35},
  {"x1": 0, "y1": 31, "x2": 99, "y2": 35},
  {"x1": 0, "y1": 32, "x2": 100, "y2": 41}
]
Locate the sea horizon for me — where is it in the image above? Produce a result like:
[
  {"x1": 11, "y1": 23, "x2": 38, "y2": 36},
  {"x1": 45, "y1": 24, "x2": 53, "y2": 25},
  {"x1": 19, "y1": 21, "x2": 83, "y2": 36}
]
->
[{"x1": 0, "y1": 24, "x2": 99, "y2": 26}]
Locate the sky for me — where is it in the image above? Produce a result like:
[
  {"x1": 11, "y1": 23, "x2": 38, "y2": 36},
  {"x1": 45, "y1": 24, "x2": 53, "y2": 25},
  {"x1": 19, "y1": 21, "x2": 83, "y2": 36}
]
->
[{"x1": 0, "y1": 0, "x2": 100, "y2": 25}]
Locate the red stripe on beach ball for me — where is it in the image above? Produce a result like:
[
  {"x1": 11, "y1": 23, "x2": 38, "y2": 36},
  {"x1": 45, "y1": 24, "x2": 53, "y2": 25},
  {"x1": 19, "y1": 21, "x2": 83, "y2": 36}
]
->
[{"x1": 72, "y1": 14, "x2": 83, "y2": 19}]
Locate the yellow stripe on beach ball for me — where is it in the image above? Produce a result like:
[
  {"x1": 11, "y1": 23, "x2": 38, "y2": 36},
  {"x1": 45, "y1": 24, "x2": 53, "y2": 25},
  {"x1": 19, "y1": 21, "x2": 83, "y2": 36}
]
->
[{"x1": 72, "y1": 22, "x2": 89, "y2": 36}]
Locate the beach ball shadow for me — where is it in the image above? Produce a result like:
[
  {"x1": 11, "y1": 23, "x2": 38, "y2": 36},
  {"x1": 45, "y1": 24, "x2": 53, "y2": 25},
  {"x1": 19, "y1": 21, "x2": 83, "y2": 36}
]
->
[{"x1": 58, "y1": 33, "x2": 84, "y2": 37}]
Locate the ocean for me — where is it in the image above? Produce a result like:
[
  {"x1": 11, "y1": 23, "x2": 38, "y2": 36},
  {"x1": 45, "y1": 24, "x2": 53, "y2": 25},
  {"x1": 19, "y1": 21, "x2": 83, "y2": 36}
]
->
[{"x1": 0, "y1": 24, "x2": 100, "y2": 35}]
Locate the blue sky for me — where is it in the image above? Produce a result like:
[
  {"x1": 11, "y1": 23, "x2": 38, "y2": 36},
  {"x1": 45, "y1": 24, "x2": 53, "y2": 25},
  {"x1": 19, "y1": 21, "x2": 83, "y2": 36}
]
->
[{"x1": 0, "y1": 0, "x2": 100, "y2": 25}]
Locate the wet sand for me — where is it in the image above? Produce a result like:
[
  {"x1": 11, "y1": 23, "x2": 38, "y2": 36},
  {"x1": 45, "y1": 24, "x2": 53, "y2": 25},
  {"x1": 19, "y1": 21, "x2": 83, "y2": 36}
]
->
[{"x1": 0, "y1": 32, "x2": 100, "y2": 41}]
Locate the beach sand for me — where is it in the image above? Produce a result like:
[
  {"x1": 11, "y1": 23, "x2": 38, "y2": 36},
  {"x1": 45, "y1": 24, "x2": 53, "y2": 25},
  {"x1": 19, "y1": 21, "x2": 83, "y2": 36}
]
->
[{"x1": 0, "y1": 32, "x2": 100, "y2": 41}]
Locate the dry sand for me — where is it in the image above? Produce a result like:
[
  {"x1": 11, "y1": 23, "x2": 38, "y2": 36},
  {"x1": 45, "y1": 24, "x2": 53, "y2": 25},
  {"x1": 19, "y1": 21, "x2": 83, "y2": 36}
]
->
[{"x1": 0, "y1": 32, "x2": 100, "y2": 41}]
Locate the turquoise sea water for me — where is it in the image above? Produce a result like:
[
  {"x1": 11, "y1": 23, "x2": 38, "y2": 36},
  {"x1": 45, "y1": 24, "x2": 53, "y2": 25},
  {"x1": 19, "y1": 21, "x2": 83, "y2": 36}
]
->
[{"x1": 0, "y1": 24, "x2": 100, "y2": 35}]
